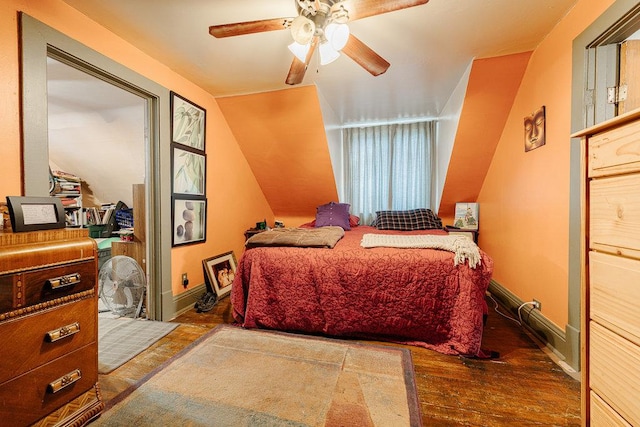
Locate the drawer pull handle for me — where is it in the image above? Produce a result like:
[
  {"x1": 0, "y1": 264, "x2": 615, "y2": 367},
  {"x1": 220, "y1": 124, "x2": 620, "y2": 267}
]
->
[
  {"x1": 45, "y1": 322, "x2": 80, "y2": 342},
  {"x1": 46, "y1": 273, "x2": 81, "y2": 290},
  {"x1": 47, "y1": 369, "x2": 81, "y2": 394}
]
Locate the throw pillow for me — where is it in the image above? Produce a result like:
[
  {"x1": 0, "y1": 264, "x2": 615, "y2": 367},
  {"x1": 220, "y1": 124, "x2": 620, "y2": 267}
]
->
[
  {"x1": 374, "y1": 208, "x2": 442, "y2": 230},
  {"x1": 315, "y1": 202, "x2": 351, "y2": 230}
]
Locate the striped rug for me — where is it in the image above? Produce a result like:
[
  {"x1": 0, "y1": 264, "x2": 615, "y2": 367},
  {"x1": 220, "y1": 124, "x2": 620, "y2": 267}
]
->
[{"x1": 98, "y1": 316, "x2": 178, "y2": 374}]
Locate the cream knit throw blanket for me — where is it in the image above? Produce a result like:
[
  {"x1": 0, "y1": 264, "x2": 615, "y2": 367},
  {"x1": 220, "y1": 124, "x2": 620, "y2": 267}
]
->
[{"x1": 361, "y1": 234, "x2": 481, "y2": 269}]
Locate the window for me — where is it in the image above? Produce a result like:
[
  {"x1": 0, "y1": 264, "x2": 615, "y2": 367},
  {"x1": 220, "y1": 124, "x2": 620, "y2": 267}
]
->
[{"x1": 342, "y1": 121, "x2": 436, "y2": 225}]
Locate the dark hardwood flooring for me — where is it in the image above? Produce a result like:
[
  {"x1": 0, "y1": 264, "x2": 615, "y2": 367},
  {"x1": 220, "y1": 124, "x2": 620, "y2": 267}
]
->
[{"x1": 98, "y1": 297, "x2": 581, "y2": 426}]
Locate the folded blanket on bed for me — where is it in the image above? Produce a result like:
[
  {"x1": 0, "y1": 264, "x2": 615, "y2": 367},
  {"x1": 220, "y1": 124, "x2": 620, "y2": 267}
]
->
[
  {"x1": 361, "y1": 233, "x2": 481, "y2": 268},
  {"x1": 246, "y1": 226, "x2": 345, "y2": 249}
]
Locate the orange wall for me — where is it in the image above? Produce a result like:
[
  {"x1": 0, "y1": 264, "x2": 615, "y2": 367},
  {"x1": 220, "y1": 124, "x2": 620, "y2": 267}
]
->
[
  {"x1": 477, "y1": 0, "x2": 615, "y2": 328},
  {"x1": 0, "y1": 0, "x2": 273, "y2": 296},
  {"x1": 439, "y1": 52, "x2": 532, "y2": 225},
  {"x1": 217, "y1": 86, "x2": 339, "y2": 227}
]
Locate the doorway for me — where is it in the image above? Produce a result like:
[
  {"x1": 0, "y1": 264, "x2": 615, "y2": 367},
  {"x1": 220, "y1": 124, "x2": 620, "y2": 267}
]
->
[
  {"x1": 47, "y1": 56, "x2": 148, "y2": 313},
  {"x1": 21, "y1": 14, "x2": 174, "y2": 321}
]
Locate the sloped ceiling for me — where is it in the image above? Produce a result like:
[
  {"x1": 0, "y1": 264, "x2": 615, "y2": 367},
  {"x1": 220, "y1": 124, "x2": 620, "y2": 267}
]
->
[
  {"x1": 438, "y1": 52, "x2": 532, "y2": 222},
  {"x1": 218, "y1": 52, "x2": 531, "y2": 222},
  {"x1": 217, "y1": 86, "x2": 339, "y2": 219}
]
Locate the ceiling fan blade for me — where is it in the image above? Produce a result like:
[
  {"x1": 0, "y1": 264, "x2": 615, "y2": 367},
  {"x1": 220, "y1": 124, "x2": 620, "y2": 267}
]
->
[
  {"x1": 332, "y1": 0, "x2": 429, "y2": 22},
  {"x1": 285, "y1": 38, "x2": 319, "y2": 85},
  {"x1": 341, "y1": 34, "x2": 390, "y2": 76},
  {"x1": 209, "y1": 18, "x2": 292, "y2": 38}
]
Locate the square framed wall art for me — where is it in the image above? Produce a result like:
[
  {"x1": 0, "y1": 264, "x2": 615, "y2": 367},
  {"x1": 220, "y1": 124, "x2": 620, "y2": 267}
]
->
[
  {"x1": 171, "y1": 91, "x2": 206, "y2": 152},
  {"x1": 172, "y1": 198, "x2": 206, "y2": 247}
]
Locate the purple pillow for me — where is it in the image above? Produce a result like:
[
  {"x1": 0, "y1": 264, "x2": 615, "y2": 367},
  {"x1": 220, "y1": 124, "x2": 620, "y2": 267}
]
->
[{"x1": 315, "y1": 202, "x2": 351, "y2": 230}]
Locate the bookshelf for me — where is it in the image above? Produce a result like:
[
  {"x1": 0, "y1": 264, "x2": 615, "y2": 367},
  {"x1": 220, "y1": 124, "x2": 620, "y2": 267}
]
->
[{"x1": 49, "y1": 171, "x2": 83, "y2": 227}]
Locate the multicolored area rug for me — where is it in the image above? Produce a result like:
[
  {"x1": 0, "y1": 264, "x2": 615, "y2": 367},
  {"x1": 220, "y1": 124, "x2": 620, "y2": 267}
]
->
[{"x1": 94, "y1": 325, "x2": 421, "y2": 426}]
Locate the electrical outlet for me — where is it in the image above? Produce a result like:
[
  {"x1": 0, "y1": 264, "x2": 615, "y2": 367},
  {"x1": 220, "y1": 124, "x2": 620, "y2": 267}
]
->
[
  {"x1": 533, "y1": 299, "x2": 541, "y2": 310},
  {"x1": 182, "y1": 273, "x2": 189, "y2": 288}
]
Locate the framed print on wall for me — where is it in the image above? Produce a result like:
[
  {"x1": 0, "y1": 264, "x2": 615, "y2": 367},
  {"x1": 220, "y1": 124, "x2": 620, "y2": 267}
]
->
[
  {"x1": 172, "y1": 147, "x2": 205, "y2": 196},
  {"x1": 171, "y1": 91, "x2": 206, "y2": 152},
  {"x1": 172, "y1": 198, "x2": 206, "y2": 246},
  {"x1": 202, "y1": 251, "x2": 237, "y2": 299}
]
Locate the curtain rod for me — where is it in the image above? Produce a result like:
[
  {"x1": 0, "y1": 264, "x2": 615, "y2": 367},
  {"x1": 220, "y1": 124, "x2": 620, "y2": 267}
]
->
[{"x1": 340, "y1": 116, "x2": 438, "y2": 129}]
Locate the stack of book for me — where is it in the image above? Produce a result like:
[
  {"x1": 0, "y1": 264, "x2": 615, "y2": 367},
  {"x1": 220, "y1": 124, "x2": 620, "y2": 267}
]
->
[{"x1": 50, "y1": 170, "x2": 82, "y2": 208}]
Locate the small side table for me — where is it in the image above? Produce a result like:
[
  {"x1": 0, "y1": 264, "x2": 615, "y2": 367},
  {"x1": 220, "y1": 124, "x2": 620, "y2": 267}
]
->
[
  {"x1": 445, "y1": 226, "x2": 478, "y2": 244},
  {"x1": 244, "y1": 228, "x2": 266, "y2": 241}
]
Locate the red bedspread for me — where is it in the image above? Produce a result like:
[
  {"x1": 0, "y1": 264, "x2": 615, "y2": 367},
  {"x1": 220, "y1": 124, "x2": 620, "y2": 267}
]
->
[{"x1": 231, "y1": 226, "x2": 493, "y2": 356}]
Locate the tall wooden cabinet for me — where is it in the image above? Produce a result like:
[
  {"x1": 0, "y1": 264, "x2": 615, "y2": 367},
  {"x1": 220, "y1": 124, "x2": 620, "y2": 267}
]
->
[
  {"x1": 573, "y1": 108, "x2": 640, "y2": 426},
  {"x1": 0, "y1": 228, "x2": 103, "y2": 426}
]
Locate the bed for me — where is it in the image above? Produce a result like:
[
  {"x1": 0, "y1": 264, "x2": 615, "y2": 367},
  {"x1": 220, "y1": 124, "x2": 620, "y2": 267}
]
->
[{"x1": 231, "y1": 218, "x2": 494, "y2": 357}]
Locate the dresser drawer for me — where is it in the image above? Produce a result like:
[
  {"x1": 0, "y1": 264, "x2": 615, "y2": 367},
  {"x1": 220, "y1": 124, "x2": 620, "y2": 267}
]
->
[
  {"x1": 590, "y1": 391, "x2": 632, "y2": 426},
  {"x1": 0, "y1": 342, "x2": 98, "y2": 427},
  {"x1": 0, "y1": 259, "x2": 96, "y2": 313},
  {"x1": 0, "y1": 296, "x2": 96, "y2": 384},
  {"x1": 590, "y1": 252, "x2": 640, "y2": 346},
  {"x1": 588, "y1": 118, "x2": 640, "y2": 177},
  {"x1": 590, "y1": 173, "x2": 640, "y2": 259},
  {"x1": 590, "y1": 322, "x2": 640, "y2": 425}
]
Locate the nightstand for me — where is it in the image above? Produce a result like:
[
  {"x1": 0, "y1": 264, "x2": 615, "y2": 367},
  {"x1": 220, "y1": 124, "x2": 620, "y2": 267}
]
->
[
  {"x1": 244, "y1": 228, "x2": 266, "y2": 241},
  {"x1": 445, "y1": 226, "x2": 478, "y2": 244}
]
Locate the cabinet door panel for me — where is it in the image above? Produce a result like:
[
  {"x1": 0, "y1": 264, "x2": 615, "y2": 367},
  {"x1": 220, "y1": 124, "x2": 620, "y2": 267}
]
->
[
  {"x1": 0, "y1": 297, "x2": 96, "y2": 383},
  {"x1": 590, "y1": 392, "x2": 632, "y2": 427},
  {"x1": 590, "y1": 322, "x2": 640, "y2": 425},
  {"x1": 588, "y1": 119, "x2": 640, "y2": 177},
  {"x1": 590, "y1": 252, "x2": 640, "y2": 347},
  {"x1": 590, "y1": 174, "x2": 640, "y2": 259}
]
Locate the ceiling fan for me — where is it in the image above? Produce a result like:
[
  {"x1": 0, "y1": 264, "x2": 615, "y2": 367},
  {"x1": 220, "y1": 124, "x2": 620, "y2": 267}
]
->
[{"x1": 209, "y1": 0, "x2": 429, "y2": 85}]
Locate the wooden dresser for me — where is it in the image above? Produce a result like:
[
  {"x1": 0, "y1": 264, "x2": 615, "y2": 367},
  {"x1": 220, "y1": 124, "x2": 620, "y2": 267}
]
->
[
  {"x1": 573, "y1": 108, "x2": 640, "y2": 426},
  {"x1": 0, "y1": 228, "x2": 103, "y2": 426}
]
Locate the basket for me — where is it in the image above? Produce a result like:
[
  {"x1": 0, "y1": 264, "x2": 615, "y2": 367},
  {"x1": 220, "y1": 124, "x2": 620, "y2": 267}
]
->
[{"x1": 88, "y1": 224, "x2": 110, "y2": 238}]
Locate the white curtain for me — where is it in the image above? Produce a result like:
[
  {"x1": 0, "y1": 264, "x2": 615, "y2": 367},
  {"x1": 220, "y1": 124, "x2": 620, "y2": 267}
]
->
[{"x1": 343, "y1": 121, "x2": 436, "y2": 225}]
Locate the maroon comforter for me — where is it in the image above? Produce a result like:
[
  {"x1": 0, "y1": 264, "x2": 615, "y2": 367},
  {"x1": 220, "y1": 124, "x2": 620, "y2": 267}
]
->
[{"x1": 231, "y1": 226, "x2": 493, "y2": 356}]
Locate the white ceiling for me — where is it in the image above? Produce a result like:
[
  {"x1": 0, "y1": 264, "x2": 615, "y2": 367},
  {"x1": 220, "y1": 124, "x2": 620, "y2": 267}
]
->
[{"x1": 59, "y1": 0, "x2": 578, "y2": 126}]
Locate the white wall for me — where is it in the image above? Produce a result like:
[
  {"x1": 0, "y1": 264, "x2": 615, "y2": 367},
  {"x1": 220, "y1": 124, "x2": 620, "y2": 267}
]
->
[
  {"x1": 434, "y1": 61, "x2": 472, "y2": 212},
  {"x1": 47, "y1": 58, "x2": 145, "y2": 208},
  {"x1": 316, "y1": 86, "x2": 344, "y2": 201}
]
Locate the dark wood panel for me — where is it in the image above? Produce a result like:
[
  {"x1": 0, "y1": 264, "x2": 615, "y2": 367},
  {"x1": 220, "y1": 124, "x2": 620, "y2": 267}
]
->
[
  {"x1": 0, "y1": 343, "x2": 98, "y2": 426},
  {"x1": 0, "y1": 297, "x2": 96, "y2": 383}
]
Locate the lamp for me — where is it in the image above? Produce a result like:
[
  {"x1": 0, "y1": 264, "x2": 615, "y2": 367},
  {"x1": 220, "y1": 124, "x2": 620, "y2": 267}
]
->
[
  {"x1": 288, "y1": 41, "x2": 311, "y2": 62},
  {"x1": 319, "y1": 41, "x2": 340, "y2": 65},
  {"x1": 288, "y1": 4, "x2": 350, "y2": 67},
  {"x1": 290, "y1": 15, "x2": 315, "y2": 45},
  {"x1": 324, "y1": 22, "x2": 349, "y2": 50}
]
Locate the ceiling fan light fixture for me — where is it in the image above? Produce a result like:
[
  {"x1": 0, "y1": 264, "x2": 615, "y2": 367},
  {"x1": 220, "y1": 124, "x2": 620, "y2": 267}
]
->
[
  {"x1": 319, "y1": 41, "x2": 340, "y2": 65},
  {"x1": 290, "y1": 15, "x2": 315, "y2": 45},
  {"x1": 288, "y1": 41, "x2": 311, "y2": 62},
  {"x1": 324, "y1": 22, "x2": 349, "y2": 51}
]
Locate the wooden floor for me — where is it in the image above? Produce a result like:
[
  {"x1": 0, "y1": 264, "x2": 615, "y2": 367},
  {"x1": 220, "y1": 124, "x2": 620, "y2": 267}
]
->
[{"x1": 98, "y1": 297, "x2": 581, "y2": 426}]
